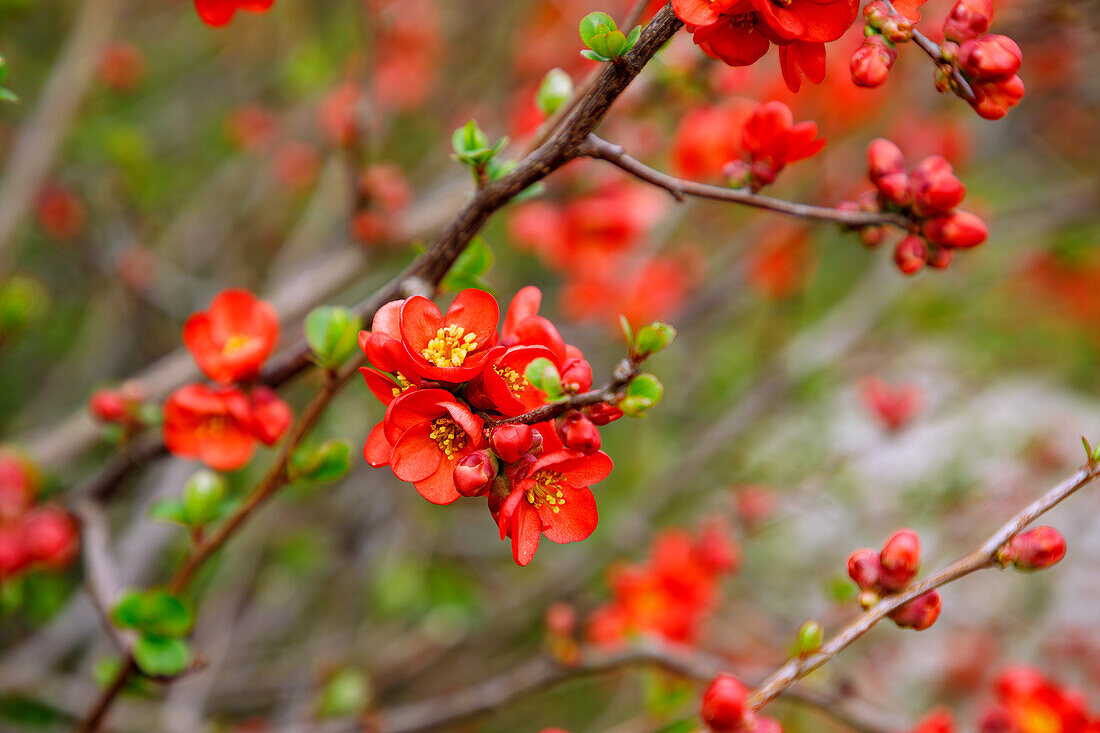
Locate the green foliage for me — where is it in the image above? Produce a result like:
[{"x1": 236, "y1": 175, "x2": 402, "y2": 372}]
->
[
  {"x1": 132, "y1": 634, "x2": 191, "y2": 677},
  {"x1": 150, "y1": 470, "x2": 228, "y2": 529},
  {"x1": 316, "y1": 667, "x2": 372, "y2": 718},
  {"x1": 525, "y1": 357, "x2": 564, "y2": 400},
  {"x1": 0, "y1": 55, "x2": 17, "y2": 103},
  {"x1": 451, "y1": 120, "x2": 508, "y2": 174},
  {"x1": 111, "y1": 589, "x2": 194, "y2": 677},
  {"x1": 0, "y1": 274, "x2": 48, "y2": 335},
  {"x1": 305, "y1": 306, "x2": 362, "y2": 369},
  {"x1": 289, "y1": 439, "x2": 353, "y2": 483},
  {"x1": 635, "y1": 321, "x2": 677, "y2": 356},
  {"x1": 536, "y1": 68, "x2": 573, "y2": 116},
  {"x1": 442, "y1": 237, "x2": 494, "y2": 293},
  {"x1": 578, "y1": 11, "x2": 641, "y2": 62},
  {"x1": 619, "y1": 373, "x2": 664, "y2": 417}
]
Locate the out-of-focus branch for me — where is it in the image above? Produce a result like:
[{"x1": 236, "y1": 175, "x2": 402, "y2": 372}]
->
[
  {"x1": 0, "y1": 0, "x2": 129, "y2": 278},
  {"x1": 747, "y1": 462, "x2": 1100, "y2": 711},
  {"x1": 581, "y1": 135, "x2": 913, "y2": 229}
]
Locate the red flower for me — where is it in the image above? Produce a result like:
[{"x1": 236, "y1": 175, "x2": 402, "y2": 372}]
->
[
  {"x1": 0, "y1": 451, "x2": 37, "y2": 525},
  {"x1": 498, "y1": 450, "x2": 612, "y2": 566},
  {"x1": 194, "y1": 0, "x2": 275, "y2": 26},
  {"x1": 379, "y1": 389, "x2": 486, "y2": 505},
  {"x1": 983, "y1": 666, "x2": 1090, "y2": 733},
  {"x1": 21, "y1": 506, "x2": 79, "y2": 570},
  {"x1": 860, "y1": 376, "x2": 922, "y2": 431},
  {"x1": 183, "y1": 289, "x2": 280, "y2": 385},
  {"x1": 741, "y1": 101, "x2": 826, "y2": 187},
  {"x1": 910, "y1": 708, "x2": 955, "y2": 733},
  {"x1": 501, "y1": 286, "x2": 568, "y2": 360},
  {"x1": 399, "y1": 289, "x2": 499, "y2": 383},
  {"x1": 671, "y1": 102, "x2": 756, "y2": 181},
  {"x1": 164, "y1": 384, "x2": 291, "y2": 471}
]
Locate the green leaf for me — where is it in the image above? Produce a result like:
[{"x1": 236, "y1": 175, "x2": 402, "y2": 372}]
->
[
  {"x1": 580, "y1": 49, "x2": 608, "y2": 62},
  {"x1": 634, "y1": 322, "x2": 677, "y2": 355},
  {"x1": 618, "y1": 373, "x2": 664, "y2": 417},
  {"x1": 290, "y1": 439, "x2": 353, "y2": 483},
  {"x1": 602, "y1": 29, "x2": 628, "y2": 58},
  {"x1": 148, "y1": 499, "x2": 189, "y2": 527},
  {"x1": 138, "y1": 590, "x2": 193, "y2": 637},
  {"x1": 619, "y1": 315, "x2": 634, "y2": 347},
  {"x1": 305, "y1": 306, "x2": 362, "y2": 369},
  {"x1": 109, "y1": 591, "x2": 144, "y2": 629},
  {"x1": 797, "y1": 620, "x2": 824, "y2": 655},
  {"x1": 625, "y1": 25, "x2": 642, "y2": 49},
  {"x1": 525, "y1": 357, "x2": 564, "y2": 400},
  {"x1": 0, "y1": 88, "x2": 17, "y2": 104},
  {"x1": 579, "y1": 12, "x2": 617, "y2": 44},
  {"x1": 132, "y1": 634, "x2": 190, "y2": 677},
  {"x1": 452, "y1": 120, "x2": 489, "y2": 157},
  {"x1": 316, "y1": 667, "x2": 372, "y2": 718},
  {"x1": 536, "y1": 68, "x2": 573, "y2": 116},
  {"x1": 442, "y1": 237, "x2": 494, "y2": 292},
  {"x1": 181, "y1": 470, "x2": 226, "y2": 527}
]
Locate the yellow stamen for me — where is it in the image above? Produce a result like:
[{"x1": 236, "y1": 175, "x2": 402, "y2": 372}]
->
[
  {"x1": 390, "y1": 372, "x2": 413, "y2": 397},
  {"x1": 422, "y1": 325, "x2": 480, "y2": 368},
  {"x1": 526, "y1": 469, "x2": 566, "y2": 510},
  {"x1": 222, "y1": 333, "x2": 253, "y2": 355},
  {"x1": 494, "y1": 365, "x2": 529, "y2": 395},
  {"x1": 429, "y1": 417, "x2": 467, "y2": 460}
]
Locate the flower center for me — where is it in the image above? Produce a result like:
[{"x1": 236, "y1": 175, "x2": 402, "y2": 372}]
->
[
  {"x1": 222, "y1": 333, "x2": 253, "y2": 355},
  {"x1": 198, "y1": 416, "x2": 230, "y2": 438},
  {"x1": 494, "y1": 365, "x2": 528, "y2": 395},
  {"x1": 429, "y1": 417, "x2": 467, "y2": 460},
  {"x1": 422, "y1": 325, "x2": 479, "y2": 368},
  {"x1": 525, "y1": 469, "x2": 566, "y2": 514},
  {"x1": 1017, "y1": 704, "x2": 1060, "y2": 733},
  {"x1": 390, "y1": 372, "x2": 413, "y2": 397}
]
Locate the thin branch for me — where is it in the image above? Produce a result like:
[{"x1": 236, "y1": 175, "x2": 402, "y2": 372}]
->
[
  {"x1": 482, "y1": 356, "x2": 641, "y2": 429},
  {"x1": 880, "y1": 0, "x2": 977, "y2": 105},
  {"x1": 581, "y1": 135, "x2": 913, "y2": 229},
  {"x1": 748, "y1": 462, "x2": 1100, "y2": 711}
]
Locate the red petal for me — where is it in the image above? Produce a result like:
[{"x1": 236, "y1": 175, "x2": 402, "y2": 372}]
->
[
  {"x1": 390, "y1": 424, "x2": 442, "y2": 482},
  {"x1": 531, "y1": 450, "x2": 614, "y2": 487},
  {"x1": 360, "y1": 367, "x2": 402, "y2": 406},
  {"x1": 363, "y1": 422, "x2": 392, "y2": 467},
  {"x1": 503, "y1": 286, "x2": 542, "y2": 338},
  {"x1": 399, "y1": 296, "x2": 444, "y2": 352},
  {"x1": 511, "y1": 502, "x2": 542, "y2": 566},
  {"x1": 413, "y1": 461, "x2": 461, "y2": 505},
  {"x1": 247, "y1": 387, "x2": 292, "y2": 445},
  {"x1": 541, "y1": 486, "x2": 598, "y2": 544},
  {"x1": 444, "y1": 288, "x2": 500, "y2": 346}
]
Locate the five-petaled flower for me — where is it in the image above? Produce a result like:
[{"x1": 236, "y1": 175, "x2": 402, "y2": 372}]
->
[
  {"x1": 399, "y1": 289, "x2": 500, "y2": 383},
  {"x1": 183, "y1": 289, "x2": 280, "y2": 385},
  {"x1": 164, "y1": 384, "x2": 291, "y2": 471}
]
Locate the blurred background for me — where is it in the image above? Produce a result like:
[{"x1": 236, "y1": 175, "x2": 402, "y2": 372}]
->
[{"x1": 2, "y1": 0, "x2": 1100, "y2": 730}]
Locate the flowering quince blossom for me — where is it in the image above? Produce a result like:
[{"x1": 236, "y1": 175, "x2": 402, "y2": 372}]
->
[
  {"x1": 859, "y1": 375, "x2": 922, "y2": 431},
  {"x1": 737, "y1": 101, "x2": 825, "y2": 188},
  {"x1": 587, "y1": 524, "x2": 740, "y2": 645},
  {"x1": 674, "y1": 0, "x2": 860, "y2": 92},
  {"x1": 194, "y1": 0, "x2": 275, "y2": 27},
  {"x1": 182, "y1": 288, "x2": 279, "y2": 385},
  {"x1": 359, "y1": 287, "x2": 633, "y2": 565},
  {"x1": 0, "y1": 451, "x2": 79, "y2": 580},
  {"x1": 163, "y1": 384, "x2": 291, "y2": 472}
]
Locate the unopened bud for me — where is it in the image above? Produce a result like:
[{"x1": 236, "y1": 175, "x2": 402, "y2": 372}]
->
[
  {"x1": 943, "y1": 0, "x2": 993, "y2": 42},
  {"x1": 927, "y1": 246, "x2": 956, "y2": 270},
  {"x1": 889, "y1": 589, "x2": 942, "y2": 630},
  {"x1": 1000, "y1": 526, "x2": 1066, "y2": 571},
  {"x1": 867, "y1": 138, "x2": 906, "y2": 183},
  {"x1": 701, "y1": 674, "x2": 752, "y2": 732},
  {"x1": 959, "y1": 34, "x2": 1022, "y2": 82},
  {"x1": 556, "y1": 411, "x2": 601, "y2": 454},
  {"x1": 848, "y1": 547, "x2": 882, "y2": 590},
  {"x1": 879, "y1": 529, "x2": 921, "y2": 591},
  {"x1": 911, "y1": 156, "x2": 966, "y2": 217},
  {"x1": 454, "y1": 450, "x2": 497, "y2": 497},
  {"x1": 894, "y1": 235, "x2": 928, "y2": 275},
  {"x1": 559, "y1": 357, "x2": 593, "y2": 393},
  {"x1": 875, "y1": 171, "x2": 912, "y2": 206},
  {"x1": 969, "y1": 74, "x2": 1025, "y2": 120},
  {"x1": 923, "y1": 211, "x2": 988, "y2": 248},
  {"x1": 490, "y1": 423, "x2": 535, "y2": 464},
  {"x1": 797, "y1": 620, "x2": 824, "y2": 655},
  {"x1": 584, "y1": 402, "x2": 624, "y2": 426}
]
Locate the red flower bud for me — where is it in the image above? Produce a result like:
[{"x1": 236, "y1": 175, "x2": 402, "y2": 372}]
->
[
  {"x1": 89, "y1": 390, "x2": 129, "y2": 423},
  {"x1": 860, "y1": 226, "x2": 887, "y2": 248},
  {"x1": 927, "y1": 247, "x2": 956, "y2": 270},
  {"x1": 490, "y1": 423, "x2": 535, "y2": 464},
  {"x1": 851, "y1": 38, "x2": 898, "y2": 88},
  {"x1": 959, "y1": 34, "x2": 1022, "y2": 82},
  {"x1": 545, "y1": 601, "x2": 578, "y2": 637},
  {"x1": 584, "y1": 403, "x2": 624, "y2": 426},
  {"x1": 848, "y1": 548, "x2": 882, "y2": 590},
  {"x1": 911, "y1": 156, "x2": 966, "y2": 217},
  {"x1": 701, "y1": 674, "x2": 752, "y2": 732},
  {"x1": 559, "y1": 357, "x2": 593, "y2": 393},
  {"x1": 969, "y1": 75, "x2": 1025, "y2": 120},
  {"x1": 875, "y1": 171, "x2": 912, "y2": 207},
  {"x1": 879, "y1": 529, "x2": 921, "y2": 591},
  {"x1": 867, "y1": 138, "x2": 906, "y2": 183},
  {"x1": 923, "y1": 211, "x2": 988, "y2": 248},
  {"x1": 889, "y1": 589, "x2": 942, "y2": 630},
  {"x1": 556, "y1": 411, "x2": 601, "y2": 454},
  {"x1": 1002, "y1": 526, "x2": 1066, "y2": 571},
  {"x1": 0, "y1": 525, "x2": 28, "y2": 578},
  {"x1": 454, "y1": 450, "x2": 497, "y2": 497},
  {"x1": 894, "y1": 235, "x2": 928, "y2": 275},
  {"x1": 21, "y1": 506, "x2": 79, "y2": 569},
  {"x1": 943, "y1": 0, "x2": 993, "y2": 42}
]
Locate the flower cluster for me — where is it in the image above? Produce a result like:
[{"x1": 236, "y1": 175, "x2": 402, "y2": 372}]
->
[
  {"x1": 0, "y1": 451, "x2": 79, "y2": 581},
  {"x1": 701, "y1": 673, "x2": 782, "y2": 733},
  {"x1": 194, "y1": 0, "x2": 275, "y2": 27},
  {"x1": 852, "y1": 0, "x2": 1024, "y2": 120},
  {"x1": 672, "y1": 0, "x2": 860, "y2": 92},
  {"x1": 850, "y1": 138, "x2": 987, "y2": 275},
  {"x1": 361, "y1": 287, "x2": 634, "y2": 566},
  {"x1": 910, "y1": 666, "x2": 1100, "y2": 733},
  {"x1": 163, "y1": 289, "x2": 292, "y2": 472},
  {"x1": 848, "y1": 529, "x2": 943, "y2": 630},
  {"x1": 586, "y1": 524, "x2": 740, "y2": 646},
  {"x1": 89, "y1": 380, "x2": 148, "y2": 435}
]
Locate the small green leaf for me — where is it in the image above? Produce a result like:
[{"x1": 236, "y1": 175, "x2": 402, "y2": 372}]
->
[
  {"x1": 148, "y1": 499, "x2": 189, "y2": 527},
  {"x1": 797, "y1": 620, "x2": 824, "y2": 655},
  {"x1": 619, "y1": 315, "x2": 634, "y2": 347},
  {"x1": 0, "y1": 88, "x2": 18, "y2": 104},
  {"x1": 452, "y1": 120, "x2": 489, "y2": 157},
  {"x1": 625, "y1": 25, "x2": 642, "y2": 49},
  {"x1": 181, "y1": 470, "x2": 226, "y2": 527},
  {"x1": 618, "y1": 373, "x2": 664, "y2": 417},
  {"x1": 525, "y1": 357, "x2": 564, "y2": 400},
  {"x1": 579, "y1": 11, "x2": 617, "y2": 44},
  {"x1": 109, "y1": 591, "x2": 144, "y2": 629},
  {"x1": 138, "y1": 590, "x2": 193, "y2": 637},
  {"x1": 132, "y1": 634, "x2": 190, "y2": 677},
  {"x1": 634, "y1": 322, "x2": 677, "y2": 355},
  {"x1": 290, "y1": 439, "x2": 353, "y2": 483},
  {"x1": 305, "y1": 306, "x2": 362, "y2": 369},
  {"x1": 536, "y1": 68, "x2": 573, "y2": 116},
  {"x1": 603, "y1": 29, "x2": 628, "y2": 58},
  {"x1": 442, "y1": 237, "x2": 494, "y2": 293},
  {"x1": 316, "y1": 667, "x2": 372, "y2": 719},
  {"x1": 580, "y1": 49, "x2": 608, "y2": 62}
]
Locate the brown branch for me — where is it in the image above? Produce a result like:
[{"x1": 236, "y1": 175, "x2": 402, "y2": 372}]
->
[
  {"x1": 482, "y1": 356, "x2": 641, "y2": 429},
  {"x1": 747, "y1": 462, "x2": 1100, "y2": 712},
  {"x1": 581, "y1": 134, "x2": 913, "y2": 229},
  {"x1": 878, "y1": 0, "x2": 977, "y2": 105}
]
